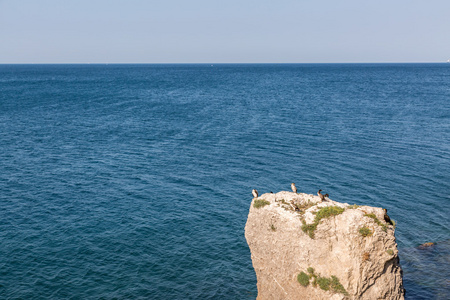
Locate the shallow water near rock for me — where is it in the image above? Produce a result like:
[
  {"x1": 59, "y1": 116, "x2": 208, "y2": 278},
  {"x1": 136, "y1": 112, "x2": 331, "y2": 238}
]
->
[{"x1": 0, "y1": 64, "x2": 449, "y2": 299}]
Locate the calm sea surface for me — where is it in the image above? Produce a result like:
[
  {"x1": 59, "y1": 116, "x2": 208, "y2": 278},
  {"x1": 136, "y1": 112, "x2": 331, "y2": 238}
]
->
[{"x1": 0, "y1": 64, "x2": 449, "y2": 299}]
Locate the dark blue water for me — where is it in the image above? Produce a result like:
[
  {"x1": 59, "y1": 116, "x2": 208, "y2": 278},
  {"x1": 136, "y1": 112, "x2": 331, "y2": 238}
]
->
[{"x1": 0, "y1": 64, "x2": 449, "y2": 299}]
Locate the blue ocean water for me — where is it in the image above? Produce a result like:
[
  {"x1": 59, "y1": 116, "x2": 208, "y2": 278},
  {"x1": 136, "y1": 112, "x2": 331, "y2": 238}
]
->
[{"x1": 0, "y1": 64, "x2": 449, "y2": 299}]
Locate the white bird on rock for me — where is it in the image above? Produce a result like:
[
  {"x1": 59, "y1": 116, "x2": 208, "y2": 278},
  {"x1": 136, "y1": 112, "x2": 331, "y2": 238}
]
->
[
  {"x1": 291, "y1": 183, "x2": 297, "y2": 194},
  {"x1": 252, "y1": 189, "x2": 258, "y2": 199}
]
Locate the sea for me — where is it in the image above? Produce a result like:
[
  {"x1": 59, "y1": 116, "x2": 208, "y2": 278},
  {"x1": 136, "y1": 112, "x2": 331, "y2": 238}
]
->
[{"x1": 0, "y1": 64, "x2": 449, "y2": 299}]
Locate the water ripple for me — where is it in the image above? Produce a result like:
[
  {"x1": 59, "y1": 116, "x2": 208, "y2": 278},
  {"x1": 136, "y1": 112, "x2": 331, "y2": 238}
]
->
[{"x1": 0, "y1": 64, "x2": 449, "y2": 299}]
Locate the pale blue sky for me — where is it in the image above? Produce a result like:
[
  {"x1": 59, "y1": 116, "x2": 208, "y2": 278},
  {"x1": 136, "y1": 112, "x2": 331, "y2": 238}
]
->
[{"x1": 0, "y1": 0, "x2": 449, "y2": 63}]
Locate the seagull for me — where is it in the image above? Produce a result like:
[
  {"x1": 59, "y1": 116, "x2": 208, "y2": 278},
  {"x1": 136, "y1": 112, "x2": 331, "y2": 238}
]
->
[
  {"x1": 318, "y1": 190, "x2": 326, "y2": 202},
  {"x1": 291, "y1": 183, "x2": 297, "y2": 193},
  {"x1": 252, "y1": 189, "x2": 258, "y2": 199}
]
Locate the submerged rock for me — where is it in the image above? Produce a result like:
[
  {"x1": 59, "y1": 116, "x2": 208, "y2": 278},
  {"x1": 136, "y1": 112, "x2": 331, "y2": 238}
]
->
[
  {"x1": 245, "y1": 191, "x2": 405, "y2": 299},
  {"x1": 417, "y1": 242, "x2": 435, "y2": 249}
]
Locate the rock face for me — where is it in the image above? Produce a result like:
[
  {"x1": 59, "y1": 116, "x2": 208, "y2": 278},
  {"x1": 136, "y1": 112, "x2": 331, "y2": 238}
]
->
[{"x1": 245, "y1": 191, "x2": 405, "y2": 300}]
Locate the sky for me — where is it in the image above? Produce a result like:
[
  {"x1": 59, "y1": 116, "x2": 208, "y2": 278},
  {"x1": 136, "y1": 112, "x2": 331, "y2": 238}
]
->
[{"x1": 0, "y1": 0, "x2": 449, "y2": 63}]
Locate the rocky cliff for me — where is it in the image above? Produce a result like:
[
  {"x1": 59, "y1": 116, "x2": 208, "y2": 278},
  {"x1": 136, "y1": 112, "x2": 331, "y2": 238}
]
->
[{"x1": 245, "y1": 191, "x2": 405, "y2": 300}]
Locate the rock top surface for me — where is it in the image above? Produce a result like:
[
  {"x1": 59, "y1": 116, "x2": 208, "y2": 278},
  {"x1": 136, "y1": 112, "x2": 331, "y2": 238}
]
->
[{"x1": 245, "y1": 191, "x2": 405, "y2": 300}]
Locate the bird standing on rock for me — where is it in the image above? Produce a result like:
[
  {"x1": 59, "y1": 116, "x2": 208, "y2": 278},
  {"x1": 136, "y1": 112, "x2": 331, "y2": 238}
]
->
[
  {"x1": 252, "y1": 189, "x2": 258, "y2": 199},
  {"x1": 383, "y1": 208, "x2": 394, "y2": 226},
  {"x1": 291, "y1": 183, "x2": 297, "y2": 194},
  {"x1": 318, "y1": 190, "x2": 326, "y2": 202}
]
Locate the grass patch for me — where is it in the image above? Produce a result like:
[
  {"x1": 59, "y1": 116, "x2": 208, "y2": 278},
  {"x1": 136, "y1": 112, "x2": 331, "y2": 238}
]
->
[
  {"x1": 348, "y1": 204, "x2": 359, "y2": 209},
  {"x1": 315, "y1": 206, "x2": 345, "y2": 220},
  {"x1": 386, "y1": 249, "x2": 394, "y2": 255},
  {"x1": 301, "y1": 206, "x2": 345, "y2": 239},
  {"x1": 300, "y1": 267, "x2": 348, "y2": 295},
  {"x1": 331, "y1": 276, "x2": 348, "y2": 295},
  {"x1": 364, "y1": 213, "x2": 387, "y2": 232},
  {"x1": 253, "y1": 199, "x2": 270, "y2": 209},
  {"x1": 359, "y1": 226, "x2": 373, "y2": 237},
  {"x1": 317, "y1": 276, "x2": 331, "y2": 291},
  {"x1": 297, "y1": 272, "x2": 310, "y2": 287},
  {"x1": 301, "y1": 220, "x2": 318, "y2": 238}
]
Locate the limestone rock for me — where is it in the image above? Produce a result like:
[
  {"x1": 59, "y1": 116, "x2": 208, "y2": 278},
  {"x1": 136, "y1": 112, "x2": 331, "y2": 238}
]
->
[{"x1": 245, "y1": 191, "x2": 405, "y2": 300}]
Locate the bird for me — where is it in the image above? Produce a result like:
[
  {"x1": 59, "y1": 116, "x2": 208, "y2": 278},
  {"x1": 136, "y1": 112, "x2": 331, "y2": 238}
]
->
[
  {"x1": 318, "y1": 189, "x2": 326, "y2": 202},
  {"x1": 383, "y1": 208, "x2": 394, "y2": 226},
  {"x1": 324, "y1": 193, "x2": 329, "y2": 198},
  {"x1": 252, "y1": 189, "x2": 258, "y2": 199},
  {"x1": 291, "y1": 183, "x2": 297, "y2": 194}
]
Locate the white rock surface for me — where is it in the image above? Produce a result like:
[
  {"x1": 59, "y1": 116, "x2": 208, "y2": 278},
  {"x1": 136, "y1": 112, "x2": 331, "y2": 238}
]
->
[{"x1": 245, "y1": 191, "x2": 405, "y2": 300}]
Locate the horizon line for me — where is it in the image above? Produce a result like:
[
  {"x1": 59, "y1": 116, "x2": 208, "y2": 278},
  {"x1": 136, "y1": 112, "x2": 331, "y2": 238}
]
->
[{"x1": 1, "y1": 61, "x2": 449, "y2": 65}]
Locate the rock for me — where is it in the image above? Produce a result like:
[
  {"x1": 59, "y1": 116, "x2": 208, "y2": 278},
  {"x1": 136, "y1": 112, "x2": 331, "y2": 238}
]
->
[
  {"x1": 417, "y1": 242, "x2": 435, "y2": 249},
  {"x1": 245, "y1": 191, "x2": 405, "y2": 299}
]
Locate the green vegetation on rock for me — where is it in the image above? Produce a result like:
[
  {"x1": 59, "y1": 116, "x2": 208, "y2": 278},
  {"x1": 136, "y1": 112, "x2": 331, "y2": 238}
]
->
[
  {"x1": 359, "y1": 226, "x2": 373, "y2": 237},
  {"x1": 298, "y1": 267, "x2": 348, "y2": 295},
  {"x1": 297, "y1": 272, "x2": 310, "y2": 287},
  {"x1": 315, "y1": 206, "x2": 345, "y2": 220},
  {"x1": 331, "y1": 276, "x2": 348, "y2": 295},
  {"x1": 364, "y1": 213, "x2": 387, "y2": 232},
  {"x1": 347, "y1": 204, "x2": 360, "y2": 209},
  {"x1": 317, "y1": 276, "x2": 331, "y2": 291},
  {"x1": 253, "y1": 199, "x2": 270, "y2": 209},
  {"x1": 301, "y1": 220, "x2": 318, "y2": 238},
  {"x1": 301, "y1": 206, "x2": 345, "y2": 238}
]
